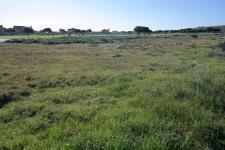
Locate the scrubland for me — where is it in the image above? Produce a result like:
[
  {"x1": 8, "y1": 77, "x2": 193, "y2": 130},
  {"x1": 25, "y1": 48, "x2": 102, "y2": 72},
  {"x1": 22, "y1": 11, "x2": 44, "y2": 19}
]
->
[{"x1": 0, "y1": 34, "x2": 225, "y2": 149}]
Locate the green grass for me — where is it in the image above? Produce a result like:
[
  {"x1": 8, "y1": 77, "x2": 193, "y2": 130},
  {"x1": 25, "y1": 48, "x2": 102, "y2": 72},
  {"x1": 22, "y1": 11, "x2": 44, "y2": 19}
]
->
[
  {"x1": 4, "y1": 35, "x2": 142, "y2": 45},
  {"x1": 0, "y1": 34, "x2": 225, "y2": 149},
  {"x1": 0, "y1": 34, "x2": 63, "y2": 39}
]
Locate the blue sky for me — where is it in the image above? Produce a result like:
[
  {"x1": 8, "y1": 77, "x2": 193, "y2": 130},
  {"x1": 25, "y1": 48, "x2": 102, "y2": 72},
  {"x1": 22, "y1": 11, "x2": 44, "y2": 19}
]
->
[{"x1": 1, "y1": 0, "x2": 225, "y2": 31}]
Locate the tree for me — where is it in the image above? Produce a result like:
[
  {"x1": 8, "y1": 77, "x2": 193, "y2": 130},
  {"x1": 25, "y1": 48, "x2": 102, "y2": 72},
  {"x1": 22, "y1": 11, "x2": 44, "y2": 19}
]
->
[
  {"x1": 67, "y1": 28, "x2": 76, "y2": 37},
  {"x1": 87, "y1": 29, "x2": 92, "y2": 32},
  {"x1": 59, "y1": 29, "x2": 67, "y2": 34},
  {"x1": 67, "y1": 28, "x2": 82, "y2": 34},
  {"x1": 5, "y1": 28, "x2": 16, "y2": 35},
  {"x1": 206, "y1": 27, "x2": 221, "y2": 33},
  {"x1": 134, "y1": 26, "x2": 152, "y2": 34},
  {"x1": 2, "y1": 28, "x2": 6, "y2": 34},
  {"x1": 74, "y1": 29, "x2": 82, "y2": 33},
  {"x1": 68, "y1": 28, "x2": 75, "y2": 33},
  {"x1": 23, "y1": 27, "x2": 34, "y2": 34},
  {"x1": 42, "y1": 28, "x2": 52, "y2": 33},
  {"x1": 101, "y1": 29, "x2": 110, "y2": 33},
  {"x1": 67, "y1": 28, "x2": 91, "y2": 36}
]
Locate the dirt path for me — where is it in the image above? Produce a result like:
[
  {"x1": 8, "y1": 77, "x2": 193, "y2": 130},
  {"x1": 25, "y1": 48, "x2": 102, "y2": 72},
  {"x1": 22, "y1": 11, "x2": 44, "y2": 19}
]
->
[{"x1": 0, "y1": 39, "x2": 9, "y2": 43}]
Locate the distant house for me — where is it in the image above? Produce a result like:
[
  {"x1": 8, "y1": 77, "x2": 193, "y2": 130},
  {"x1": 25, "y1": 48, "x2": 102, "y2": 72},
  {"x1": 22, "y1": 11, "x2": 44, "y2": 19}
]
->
[
  {"x1": 0, "y1": 25, "x2": 4, "y2": 34},
  {"x1": 13, "y1": 26, "x2": 26, "y2": 34}
]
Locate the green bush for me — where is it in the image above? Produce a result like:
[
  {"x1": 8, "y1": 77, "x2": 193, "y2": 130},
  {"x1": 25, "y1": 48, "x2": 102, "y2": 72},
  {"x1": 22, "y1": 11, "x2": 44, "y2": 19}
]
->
[
  {"x1": 193, "y1": 123, "x2": 225, "y2": 149},
  {"x1": 190, "y1": 71, "x2": 225, "y2": 114},
  {"x1": 134, "y1": 26, "x2": 152, "y2": 34}
]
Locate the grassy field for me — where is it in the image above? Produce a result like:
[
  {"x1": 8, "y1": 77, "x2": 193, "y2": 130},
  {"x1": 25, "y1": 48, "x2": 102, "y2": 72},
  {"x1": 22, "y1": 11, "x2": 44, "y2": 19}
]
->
[
  {"x1": 0, "y1": 34, "x2": 225, "y2": 149},
  {"x1": 4, "y1": 35, "x2": 141, "y2": 45}
]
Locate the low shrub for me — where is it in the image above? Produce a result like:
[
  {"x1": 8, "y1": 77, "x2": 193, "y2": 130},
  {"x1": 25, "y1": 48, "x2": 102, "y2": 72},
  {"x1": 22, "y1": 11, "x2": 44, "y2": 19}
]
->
[
  {"x1": 190, "y1": 71, "x2": 225, "y2": 114},
  {"x1": 208, "y1": 42, "x2": 225, "y2": 57},
  {"x1": 193, "y1": 123, "x2": 225, "y2": 149},
  {"x1": 0, "y1": 88, "x2": 31, "y2": 108},
  {"x1": 5, "y1": 36, "x2": 139, "y2": 45},
  {"x1": 221, "y1": 41, "x2": 225, "y2": 50},
  {"x1": 0, "y1": 91, "x2": 15, "y2": 107},
  {"x1": 191, "y1": 35, "x2": 198, "y2": 38}
]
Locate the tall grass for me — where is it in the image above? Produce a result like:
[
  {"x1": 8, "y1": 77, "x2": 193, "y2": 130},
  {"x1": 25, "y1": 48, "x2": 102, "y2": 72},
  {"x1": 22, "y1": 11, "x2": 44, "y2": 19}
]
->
[{"x1": 0, "y1": 34, "x2": 225, "y2": 149}]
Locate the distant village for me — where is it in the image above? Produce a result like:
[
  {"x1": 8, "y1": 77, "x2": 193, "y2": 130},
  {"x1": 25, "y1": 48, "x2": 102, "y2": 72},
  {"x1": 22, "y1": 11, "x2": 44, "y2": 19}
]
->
[
  {"x1": 0, "y1": 25, "x2": 34, "y2": 35},
  {"x1": 0, "y1": 25, "x2": 111, "y2": 35}
]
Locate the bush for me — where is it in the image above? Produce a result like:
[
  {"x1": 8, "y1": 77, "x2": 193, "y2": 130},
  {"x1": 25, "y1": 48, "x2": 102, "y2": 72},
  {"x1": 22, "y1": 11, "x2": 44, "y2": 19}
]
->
[
  {"x1": 0, "y1": 91, "x2": 15, "y2": 107},
  {"x1": 0, "y1": 88, "x2": 31, "y2": 108},
  {"x1": 59, "y1": 29, "x2": 67, "y2": 34},
  {"x1": 134, "y1": 26, "x2": 152, "y2": 34},
  {"x1": 222, "y1": 42, "x2": 225, "y2": 51},
  {"x1": 23, "y1": 27, "x2": 34, "y2": 34},
  {"x1": 190, "y1": 71, "x2": 225, "y2": 114},
  {"x1": 208, "y1": 43, "x2": 225, "y2": 57},
  {"x1": 42, "y1": 28, "x2": 52, "y2": 33},
  {"x1": 193, "y1": 123, "x2": 225, "y2": 149},
  {"x1": 191, "y1": 34, "x2": 198, "y2": 38},
  {"x1": 4, "y1": 28, "x2": 16, "y2": 35}
]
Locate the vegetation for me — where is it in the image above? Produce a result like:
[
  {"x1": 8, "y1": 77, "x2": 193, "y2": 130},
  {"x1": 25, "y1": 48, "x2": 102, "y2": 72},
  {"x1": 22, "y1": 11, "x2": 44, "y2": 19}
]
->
[
  {"x1": 0, "y1": 25, "x2": 223, "y2": 36},
  {"x1": 23, "y1": 27, "x2": 34, "y2": 34},
  {"x1": 4, "y1": 28, "x2": 16, "y2": 35},
  {"x1": 222, "y1": 42, "x2": 225, "y2": 51},
  {"x1": 154, "y1": 27, "x2": 222, "y2": 34},
  {"x1": 67, "y1": 28, "x2": 91, "y2": 34},
  {"x1": 5, "y1": 35, "x2": 140, "y2": 45},
  {"x1": 134, "y1": 26, "x2": 152, "y2": 34},
  {"x1": 42, "y1": 28, "x2": 53, "y2": 33},
  {"x1": 0, "y1": 33, "x2": 225, "y2": 149},
  {"x1": 87, "y1": 29, "x2": 92, "y2": 33},
  {"x1": 59, "y1": 29, "x2": 67, "y2": 34},
  {"x1": 101, "y1": 29, "x2": 110, "y2": 33}
]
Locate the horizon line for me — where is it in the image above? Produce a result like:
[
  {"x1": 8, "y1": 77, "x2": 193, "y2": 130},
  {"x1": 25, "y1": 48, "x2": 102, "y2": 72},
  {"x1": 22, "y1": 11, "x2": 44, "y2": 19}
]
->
[{"x1": 1, "y1": 24, "x2": 225, "y2": 32}]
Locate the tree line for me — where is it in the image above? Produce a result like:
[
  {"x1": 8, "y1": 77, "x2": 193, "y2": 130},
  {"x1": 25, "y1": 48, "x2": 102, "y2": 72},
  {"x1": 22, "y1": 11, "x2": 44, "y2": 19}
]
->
[
  {"x1": 133, "y1": 26, "x2": 222, "y2": 34},
  {"x1": 1, "y1": 26, "x2": 223, "y2": 35},
  {"x1": 154, "y1": 27, "x2": 222, "y2": 34}
]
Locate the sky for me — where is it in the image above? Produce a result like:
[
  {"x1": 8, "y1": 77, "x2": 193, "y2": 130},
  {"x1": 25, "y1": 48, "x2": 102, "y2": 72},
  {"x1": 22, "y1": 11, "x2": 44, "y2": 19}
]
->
[{"x1": 1, "y1": 0, "x2": 225, "y2": 31}]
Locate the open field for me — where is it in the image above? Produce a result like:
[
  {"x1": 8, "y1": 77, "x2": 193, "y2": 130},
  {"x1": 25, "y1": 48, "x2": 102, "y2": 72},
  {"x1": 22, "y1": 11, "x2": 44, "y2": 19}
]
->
[
  {"x1": 0, "y1": 33, "x2": 135, "y2": 41},
  {"x1": 4, "y1": 35, "x2": 142, "y2": 45},
  {"x1": 0, "y1": 34, "x2": 64, "y2": 40},
  {"x1": 0, "y1": 34, "x2": 225, "y2": 149}
]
